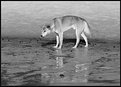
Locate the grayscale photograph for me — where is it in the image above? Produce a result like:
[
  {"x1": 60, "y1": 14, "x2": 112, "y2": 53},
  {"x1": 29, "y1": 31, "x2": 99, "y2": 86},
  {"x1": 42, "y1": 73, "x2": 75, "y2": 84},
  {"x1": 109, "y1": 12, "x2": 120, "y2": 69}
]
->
[{"x1": 1, "y1": 1, "x2": 120, "y2": 86}]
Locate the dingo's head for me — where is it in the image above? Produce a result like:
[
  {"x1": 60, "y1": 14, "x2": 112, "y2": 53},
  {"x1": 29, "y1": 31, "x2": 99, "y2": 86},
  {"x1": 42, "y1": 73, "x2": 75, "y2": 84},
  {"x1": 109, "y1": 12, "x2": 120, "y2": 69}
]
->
[{"x1": 41, "y1": 25, "x2": 51, "y2": 37}]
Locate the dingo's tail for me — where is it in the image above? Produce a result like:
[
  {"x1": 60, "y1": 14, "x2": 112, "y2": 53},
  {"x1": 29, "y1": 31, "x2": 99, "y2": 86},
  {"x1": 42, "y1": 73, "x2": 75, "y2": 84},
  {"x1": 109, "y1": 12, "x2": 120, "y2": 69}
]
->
[{"x1": 84, "y1": 21, "x2": 92, "y2": 38}]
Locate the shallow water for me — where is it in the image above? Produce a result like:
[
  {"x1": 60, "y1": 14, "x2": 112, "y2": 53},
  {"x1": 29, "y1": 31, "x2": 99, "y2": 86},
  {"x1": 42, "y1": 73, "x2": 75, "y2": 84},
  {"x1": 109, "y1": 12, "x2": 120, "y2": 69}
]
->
[{"x1": 1, "y1": 38, "x2": 120, "y2": 86}]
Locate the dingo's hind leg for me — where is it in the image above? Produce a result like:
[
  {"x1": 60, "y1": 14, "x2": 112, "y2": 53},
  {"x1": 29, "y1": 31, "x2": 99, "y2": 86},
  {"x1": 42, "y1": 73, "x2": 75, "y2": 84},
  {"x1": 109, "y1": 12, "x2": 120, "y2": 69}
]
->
[
  {"x1": 81, "y1": 32, "x2": 88, "y2": 47},
  {"x1": 58, "y1": 33, "x2": 63, "y2": 49},
  {"x1": 73, "y1": 30, "x2": 81, "y2": 48}
]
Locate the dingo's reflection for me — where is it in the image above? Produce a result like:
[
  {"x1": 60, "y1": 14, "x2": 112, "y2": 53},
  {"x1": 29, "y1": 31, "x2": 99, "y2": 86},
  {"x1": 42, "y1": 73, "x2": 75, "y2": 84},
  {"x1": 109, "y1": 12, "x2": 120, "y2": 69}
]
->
[
  {"x1": 55, "y1": 49, "x2": 64, "y2": 68},
  {"x1": 72, "y1": 48, "x2": 89, "y2": 83},
  {"x1": 53, "y1": 48, "x2": 90, "y2": 83}
]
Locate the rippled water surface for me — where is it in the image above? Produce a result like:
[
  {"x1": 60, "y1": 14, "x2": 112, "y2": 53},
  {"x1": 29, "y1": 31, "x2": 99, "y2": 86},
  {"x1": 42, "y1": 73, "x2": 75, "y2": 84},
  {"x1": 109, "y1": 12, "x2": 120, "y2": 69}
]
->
[{"x1": 1, "y1": 38, "x2": 120, "y2": 86}]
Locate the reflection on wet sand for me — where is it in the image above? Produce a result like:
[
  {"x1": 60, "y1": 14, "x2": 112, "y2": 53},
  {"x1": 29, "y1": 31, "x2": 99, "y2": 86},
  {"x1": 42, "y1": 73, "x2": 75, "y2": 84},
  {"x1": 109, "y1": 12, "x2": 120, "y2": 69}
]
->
[
  {"x1": 51, "y1": 48, "x2": 90, "y2": 84},
  {"x1": 55, "y1": 49, "x2": 64, "y2": 68},
  {"x1": 72, "y1": 48, "x2": 89, "y2": 83}
]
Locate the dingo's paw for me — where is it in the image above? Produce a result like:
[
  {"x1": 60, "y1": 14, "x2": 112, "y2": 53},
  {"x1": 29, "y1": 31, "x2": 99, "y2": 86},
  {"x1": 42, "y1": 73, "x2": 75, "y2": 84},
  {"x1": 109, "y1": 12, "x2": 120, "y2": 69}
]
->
[
  {"x1": 85, "y1": 45, "x2": 88, "y2": 47},
  {"x1": 53, "y1": 46, "x2": 58, "y2": 48},
  {"x1": 72, "y1": 46, "x2": 77, "y2": 49}
]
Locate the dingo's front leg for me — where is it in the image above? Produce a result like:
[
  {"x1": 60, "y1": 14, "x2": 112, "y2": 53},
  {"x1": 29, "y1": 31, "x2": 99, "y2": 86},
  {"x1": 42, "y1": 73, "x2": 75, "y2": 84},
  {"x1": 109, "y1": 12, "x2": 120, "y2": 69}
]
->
[
  {"x1": 58, "y1": 33, "x2": 63, "y2": 49},
  {"x1": 53, "y1": 36, "x2": 59, "y2": 48}
]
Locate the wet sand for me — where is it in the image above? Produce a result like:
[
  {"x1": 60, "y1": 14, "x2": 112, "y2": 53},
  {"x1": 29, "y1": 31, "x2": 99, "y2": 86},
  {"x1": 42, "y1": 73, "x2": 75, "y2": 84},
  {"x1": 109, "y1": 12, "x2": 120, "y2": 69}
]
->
[{"x1": 1, "y1": 37, "x2": 120, "y2": 86}]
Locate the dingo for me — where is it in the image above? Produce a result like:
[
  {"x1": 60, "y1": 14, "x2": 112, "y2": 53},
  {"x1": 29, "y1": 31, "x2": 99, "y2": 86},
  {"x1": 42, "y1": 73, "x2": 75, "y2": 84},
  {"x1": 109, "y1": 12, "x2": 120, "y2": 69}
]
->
[{"x1": 41, "y1": 15, "x2": 91, "y2": 49}]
